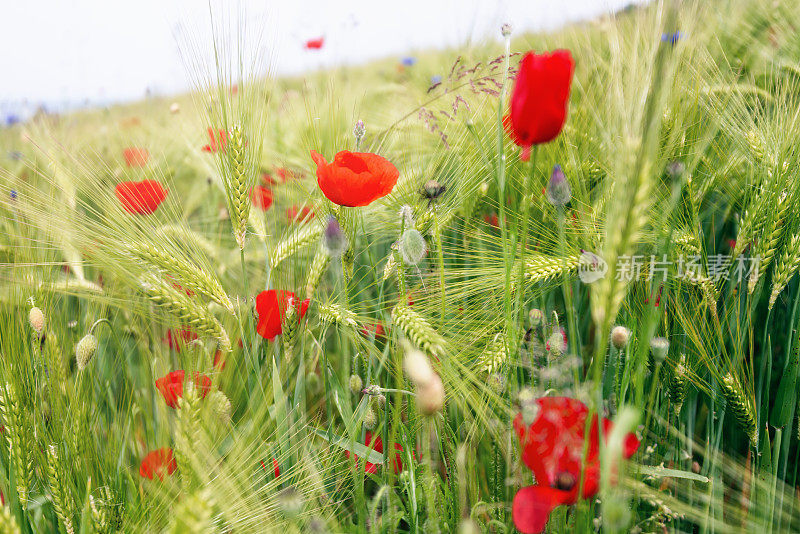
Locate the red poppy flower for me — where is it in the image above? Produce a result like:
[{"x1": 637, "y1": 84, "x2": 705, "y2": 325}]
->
[
  {"x1": 123, "y1": 147, "x2": 150, "y2": 167},
  {"x1": 287, "y1": 205, "x2": 314, "y2": 224},
  {"x1": 155, "y1": 370, "x2": 213, "y2": 408},
  {"x1": 511, "y1": 397, "x2": 640, "y2": 534},
  {"x1": 305, "y1": 37, "x2": 324, "y2": 50},
  {"x1": 310, "y1": 150, "x2": 399, "y2": 207},
  {"x1": 164, "y1": 328, "x2": 197, "y2": 352},
  {"x1": 505, "y1": 50, "x2": 574, "y2": 150},
  {"x1": 250, "y1": 185, "x2": 274, "y2": 211},
  {"x1": 139, "y1": 448, "x2": 177, "y2": 480},
  {"x1": 261, "y1": 172, "x2": 278, "y2": 186},
  {"x1": 115, "y1": 180, "x2": 167, "y2": 215},
  {"x1": 213, "y1": 350, "x2": 227, "y2": 370},
  {"x1": 255, "y1": 289, "x2": 311, "y2": 341},
  {"x1": 259, "y1": 458, "x2": 281, "y2": 477},
  {"x1": 202, "y1": 127, "x2": 227, "y2": 153},
  {"x1": 359, "y1": 322, "x2": 388, "y2": 342},
  {"x1": 344, "y1": 431, "x2": 405, "y2": 474},
  {"x1": 275, "y1": 167, "x2": 298, "y2": 182},
  {"x1": 483, "y1": 213, "x2": 499, "y2": 228}
]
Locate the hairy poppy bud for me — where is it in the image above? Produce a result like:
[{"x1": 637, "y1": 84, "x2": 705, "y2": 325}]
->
[
  {"x1": 277, "y1": 486, "x2": 304, "y2": 517},
  {"x1": 349, "y1": 374, "x2": 363, "y2": 395},
  {"x1": 323, "y1": 216, "x2": 348, "y2": 258},
  {"x1": 417, "y1": 374, "x2": 444, "y2": 415},
  {"x1": 546, "y1": 328, "x2": 567, "y2": 355},
  {"x1": 650, "y1": 337, "x2": 670, "y2": 363},
  {"x1": 76, "y1": 333, "x2": 98, "y2": 370},
  {"x1": 169, "y1": 102, "x2": 180, "y2": 114},
  {"x1": 29, "y1": 306, "x2": 45, "y2": 336},
  {"x1": 528, "y1": 308, "x2": 544, "y2": 327},
  {"x1": 501, "y1": 23, "x2": 513, "y2": 37},
  {"x1": 546, "y1": 165, "x2": 571, "y2": 206},
  {"x1": 363, "y1": 407, "x2": 378, "y2": 429},
  {"x1": 423, "y1": 180, "x2": 445, "y2": 200},
  {"x1": 610, "y1": 325, "x2": 631, "y2": 350},
  {"x1": 399, "y1": 228, "x2": 427, "y2": 265}
]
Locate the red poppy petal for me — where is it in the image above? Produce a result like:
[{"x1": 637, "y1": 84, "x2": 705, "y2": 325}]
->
[
  {"x1": 512, "y1": 485, "x2": 572, "y2": 534},
  {"x1": 310, "y1": 150, "x2": 327, "y2": 167}
]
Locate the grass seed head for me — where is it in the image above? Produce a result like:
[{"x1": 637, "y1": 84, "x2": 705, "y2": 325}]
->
[{"x1": 417, "y1": 373, "x2": 444, "y2": 415}]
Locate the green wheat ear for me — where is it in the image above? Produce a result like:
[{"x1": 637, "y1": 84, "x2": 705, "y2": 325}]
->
[
  {"x1": 477, "y1": 332, "x2": 508, "y2": 375},
  {"x1": 227, "y1": 123, "x2": 252, "y2": 250},
  {"x1": 391, "y1": 303, "x2": 445, "y2": 357},
  {"x1": 270, "y1": 221, "x2": 324, "y2": 269},
  {"x1": 139, "y1": 275, "x2": 231, "y2": 352},
  {"x1": 768, "y1": 234, "x2": 800, "y2": 309},
  {"x1": 669, "y1": 354, "x2": 689, "y2": 416},
  {"x1": 0, "y1": 381, "x2": 33, "y2": 509},
  {"x1": 318, "y1": 303, "x2": 358, "y2": 329},
  {"x1": 305, "y1": 246, "x2": 331, "y2": 299},
  {"x1": 0, "y1": 505, "x2": 20, "y2": 534},
  {"x1": 126, "y1": 242, "x2": 234, "y2": 314},
  {"x1": 720, "y1": 373, "x2": 758, "y2": 448},
  {"x1": 46, "y1": 445, "x2": 76, "y2": 534}
]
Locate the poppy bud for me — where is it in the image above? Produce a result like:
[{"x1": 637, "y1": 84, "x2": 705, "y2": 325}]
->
[
  {"x1": 29, "y1": 306, "x2": 45, "y2": 336},
  {"x1": 75, "y1": 333, "x2": 98, "y2": 370},
  {"x1": 417, "y1": 374, "x2": 445, "y2": 415},
  {"x1": 353, "y1": 120, "x2": 366, "y2": 142},
  {"x1": 666, "y1": 160, "x2": 685, "y2": 178},
  {"x1": 650, "y1": 337, "x2": 670, "y2": 363},
  {"x1": 323, "y1": 216, "x2": 348, "y2": 258},
  {"x1": 362, "y1": 384, "x2": 382, "y2": 396},
  {"x1": 610, "y1": 325, "x2": 631, "y2": 350},
  {"x1": 518, "y1": 388, "x2": 539, "y2": 426},
  {"x1": 528, "y1": 308, "x2": 544, "y2": 327},
  {"x1": 501, "y1": 23, "x2": 513, "y2": 37},
  {"x1": 423, "y1": 179, "x2": 445, "y2": 200},
  {"x1": 546, "y1": 165, "x2": 571, "y2": 206},
  {"x1": 404, "y1": 349, "x2": 435, "y2": 386},
  {"x1": 399, "y1": 228, "x2": 427, "y2": 265},
  {"x1": 169, "y1": 102, "x2": 180, "y2": 114},
  {"x1": 349, "y1": 374, "x2": 363, "y2": 395},
  {"x1": 363, "y1": 407, "x2": 378, "y2": 429},
  {"x1": 488, "y1": 373, "x2": 506, "y2": 393},
  {"x1": 277, "y1": 486, "x2": 304, "y2": 517},
  {"x1": 546, "y1": 329, "x2": 566, "y2": 355}
]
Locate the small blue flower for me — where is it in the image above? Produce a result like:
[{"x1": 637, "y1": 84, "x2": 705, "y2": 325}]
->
[
  {"x1": 10, "y1": 190, "x2": 18, "y2": 200},
  {"x1": 661, "y1": 31, "x2": 683, "y2": 45},
  {"x1": 401, "y1": 56, "x2": 417, "y2": 67},
  {"x1": 430, "y1": 75, "x2": 442, "y2": 85},
  {"x1": 4, "y1": 114, "x2": 20, "y2": 126}
]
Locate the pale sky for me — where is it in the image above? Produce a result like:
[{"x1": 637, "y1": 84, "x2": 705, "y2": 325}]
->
[{"x1": 1, "y1": 0, "x2": 647, "y2": 119}]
